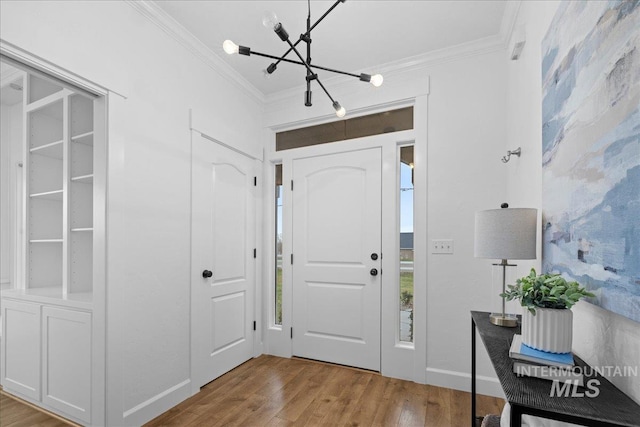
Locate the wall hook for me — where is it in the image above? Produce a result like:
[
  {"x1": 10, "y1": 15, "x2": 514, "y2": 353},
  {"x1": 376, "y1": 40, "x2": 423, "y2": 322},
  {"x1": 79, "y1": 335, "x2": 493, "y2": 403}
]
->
[{"x1": 502, "y1": 147, "x2": 521, "y2": 163}]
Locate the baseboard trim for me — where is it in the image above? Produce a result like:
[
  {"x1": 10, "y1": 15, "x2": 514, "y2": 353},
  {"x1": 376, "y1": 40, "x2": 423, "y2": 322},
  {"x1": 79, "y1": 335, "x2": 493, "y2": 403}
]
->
[
  {"x1": 0, "y1": 388, "x2": 81, "y2": 427},
  {"x1": 122, "y1": 379, "x2": 191, "y2": 426},
  {"x1": 426, "y1": 367, "x2": 505, "y2": 398}
]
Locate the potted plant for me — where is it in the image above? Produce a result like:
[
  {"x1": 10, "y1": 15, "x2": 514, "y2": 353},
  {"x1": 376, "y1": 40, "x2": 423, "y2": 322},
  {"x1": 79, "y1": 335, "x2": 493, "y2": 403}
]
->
[{"x1": 501, "y1": 268, "x2": 594, "y2": 353}]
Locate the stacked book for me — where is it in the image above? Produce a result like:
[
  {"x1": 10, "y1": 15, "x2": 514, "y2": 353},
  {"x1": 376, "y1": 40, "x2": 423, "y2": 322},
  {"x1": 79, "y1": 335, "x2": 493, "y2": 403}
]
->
[{"x1": 509, "y1": 334, "x2": 583, "y2": 386}]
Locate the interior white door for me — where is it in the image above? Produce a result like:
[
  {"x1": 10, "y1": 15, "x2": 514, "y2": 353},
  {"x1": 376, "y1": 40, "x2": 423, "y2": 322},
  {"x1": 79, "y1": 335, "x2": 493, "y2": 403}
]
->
[
  {"x1": 192, "y1": 133, "x2": 256, "y2": 388},
  {"x1": 292, "y1": 147, "x2": 382, "y2": 371}
]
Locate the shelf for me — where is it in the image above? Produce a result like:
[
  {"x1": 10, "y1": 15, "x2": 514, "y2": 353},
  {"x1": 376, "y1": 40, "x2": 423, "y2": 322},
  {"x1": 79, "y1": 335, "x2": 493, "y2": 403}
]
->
[
  {"x1": 30, "y1": 190, "x2": 63, "y2": 200},
  {"x1": 71, "y1": 228, "x2": 93, "y2": 232},
  {"x1": 71, "y1": 174, "x2": 94, "y2": 184},
  {"x1": 1, "y1": 288, "x2": 93, "y2": 311},
  {"x1": 30, "y1": 140, "x2": 64, "y2": 159},
  {"x1": 25, "y1": 90, "x2": 66, "y2": 115},
  {"x1": 29, "y1": 239, "x2": 63, "y2": 243},
  {"x1": 71, "y1": 131, "x2": 94, "y2": 146}
]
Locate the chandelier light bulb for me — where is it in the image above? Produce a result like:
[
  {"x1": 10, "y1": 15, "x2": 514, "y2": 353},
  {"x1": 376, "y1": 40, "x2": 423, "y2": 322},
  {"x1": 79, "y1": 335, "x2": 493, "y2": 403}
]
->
[
  {"x1": 262, "y1": 11, "x2": 280, "y2": 31},
  {"x1": 333, "y1": 101, "x2": 346, "y2": 118},
  {"x1": 370, "y1": 74, "x2": 384, "y2": 87},
  {"x1": 223, "y1": 40, "x2": 239, "y2": 55}
]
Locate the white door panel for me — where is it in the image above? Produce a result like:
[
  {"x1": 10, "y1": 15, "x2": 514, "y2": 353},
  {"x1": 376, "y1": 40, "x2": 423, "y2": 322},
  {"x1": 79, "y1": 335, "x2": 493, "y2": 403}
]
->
[
  {"x1": 192, "y1": 134, "x2": 255, "y2": 388},
  {"x1": 1, "y1": 299, "x2": 41, "y2": 400},
  {"x1": 292, "y1": 148, "x2": 382, "y2": 371},
  {"x1": 42, "y1": 306, "x2": 91, "y2": 423},
  {"x1": 210, "y1": 291, "x2": 246, "y2": 355}
]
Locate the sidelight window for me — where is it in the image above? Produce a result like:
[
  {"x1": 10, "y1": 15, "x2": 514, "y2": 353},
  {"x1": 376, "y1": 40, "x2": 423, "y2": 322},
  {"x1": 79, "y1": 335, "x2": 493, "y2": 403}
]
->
[
  {"x1": 274, "y1": 164, "x2": 283, "y2": 325},
  {"x1": 399, "y1": 145, "x2": 414, "y2": 342}
]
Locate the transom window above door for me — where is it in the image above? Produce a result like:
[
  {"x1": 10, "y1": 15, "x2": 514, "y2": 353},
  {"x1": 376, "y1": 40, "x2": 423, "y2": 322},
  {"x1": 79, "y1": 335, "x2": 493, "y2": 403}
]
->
[{"x1": 276, "y1": 107, "x2": 413, "y2": 151}]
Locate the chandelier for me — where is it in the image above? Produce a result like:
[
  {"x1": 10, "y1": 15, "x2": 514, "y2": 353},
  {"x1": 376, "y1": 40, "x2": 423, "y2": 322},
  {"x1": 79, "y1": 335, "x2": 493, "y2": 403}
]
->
[{"x1": 223, "y1": 0, "x2": 383, "y2": 118}]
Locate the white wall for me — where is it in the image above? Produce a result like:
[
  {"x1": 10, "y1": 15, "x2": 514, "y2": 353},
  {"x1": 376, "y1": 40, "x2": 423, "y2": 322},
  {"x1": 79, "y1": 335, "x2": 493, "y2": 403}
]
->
[
  {"x1": 0, "y1": 1, "x2": 263, "y2": 425},
  {"x1": 505, "y1": 0, "x2": 640, "y2": 405},
  {"x1": 423, "y1": 49, "x2": 508, "y2": 396}
]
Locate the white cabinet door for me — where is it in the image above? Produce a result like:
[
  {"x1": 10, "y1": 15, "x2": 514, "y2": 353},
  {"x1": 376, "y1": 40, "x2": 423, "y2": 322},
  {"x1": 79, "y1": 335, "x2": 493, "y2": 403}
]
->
[
  {"x1": 1, "y1": 299, "x2": 41, "y2": 400},
  {"x1": 41, "y1": 306, "x2": 91, "y2": 423}
]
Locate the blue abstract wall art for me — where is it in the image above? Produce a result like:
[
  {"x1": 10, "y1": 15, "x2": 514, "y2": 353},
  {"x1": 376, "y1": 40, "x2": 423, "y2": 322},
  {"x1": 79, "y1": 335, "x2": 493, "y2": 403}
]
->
[{"x1": 542, "y1": 1, "x2": 640, "y2": 322}]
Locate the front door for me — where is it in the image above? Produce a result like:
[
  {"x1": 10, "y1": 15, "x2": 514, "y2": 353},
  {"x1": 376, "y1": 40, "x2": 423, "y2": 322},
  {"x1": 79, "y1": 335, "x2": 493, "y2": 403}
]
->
[
  {"x1": 292, "y1": 147, "x2": 382, "y2": 371},
  {"x1": 191, "y1": 133, "x2": 256, "y2": 388}
]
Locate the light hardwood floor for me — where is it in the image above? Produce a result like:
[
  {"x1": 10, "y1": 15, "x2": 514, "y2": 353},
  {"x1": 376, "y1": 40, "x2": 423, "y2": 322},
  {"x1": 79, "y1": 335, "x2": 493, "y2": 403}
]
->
[
  {"x1": 0, "y1": 355, "x2": 504, "y2": 426},
  {"x1": 145, "y1": 355, "x2": 504, "y2": 426},
  {"x1": 0, "y1": 390, "x2": 73, "y2": 427}
]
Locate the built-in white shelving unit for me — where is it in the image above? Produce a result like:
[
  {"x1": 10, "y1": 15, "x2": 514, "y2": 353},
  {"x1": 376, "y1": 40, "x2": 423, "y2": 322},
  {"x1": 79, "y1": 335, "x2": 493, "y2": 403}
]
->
[
  {"x1": 21, "y1": 76, "x2": 95, "y2": 299},
  {"x1": 1, "y1": 67, "x2": 102, "y2": 425}
]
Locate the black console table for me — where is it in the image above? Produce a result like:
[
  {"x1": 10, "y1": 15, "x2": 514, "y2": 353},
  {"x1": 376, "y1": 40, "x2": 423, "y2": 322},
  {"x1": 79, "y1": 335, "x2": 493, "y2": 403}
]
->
[{"x1": 471, "y1": 310, "x2": 640, "y2": 427}]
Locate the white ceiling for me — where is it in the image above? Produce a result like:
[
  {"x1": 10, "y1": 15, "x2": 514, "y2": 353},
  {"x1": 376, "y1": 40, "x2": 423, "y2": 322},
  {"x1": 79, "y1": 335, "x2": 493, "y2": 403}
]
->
[{"x1": 156, "y1": 1, "x2": 508, "y2": 97}]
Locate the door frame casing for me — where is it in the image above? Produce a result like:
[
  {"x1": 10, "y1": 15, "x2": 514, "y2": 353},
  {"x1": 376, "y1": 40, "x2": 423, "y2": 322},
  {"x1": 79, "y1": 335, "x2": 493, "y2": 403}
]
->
[{"x1": 262, "y1": 97, "x2": 428, "y2": 383}]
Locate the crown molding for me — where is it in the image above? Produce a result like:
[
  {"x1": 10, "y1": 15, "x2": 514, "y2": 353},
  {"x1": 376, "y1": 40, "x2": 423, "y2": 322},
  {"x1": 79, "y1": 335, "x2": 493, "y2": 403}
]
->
[
  {"x1": 125, "y1": 0, "x2": 265, "y2": 106},
  {"x1": 499, "y1": 1, "x2": 523, "y2": 46},
  {"x1": 265, "y1": 33, "x2": 506, "y2": 106}
]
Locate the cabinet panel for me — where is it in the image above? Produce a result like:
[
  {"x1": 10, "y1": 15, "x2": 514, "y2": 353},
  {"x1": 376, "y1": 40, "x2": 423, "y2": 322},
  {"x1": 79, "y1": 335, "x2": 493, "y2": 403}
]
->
[
  {"x1": 42, "y1": 306, "x2": 91, "y2": 423},
  {"x1": 1, "y1": 299, "x2": 41, "y2": 400}
]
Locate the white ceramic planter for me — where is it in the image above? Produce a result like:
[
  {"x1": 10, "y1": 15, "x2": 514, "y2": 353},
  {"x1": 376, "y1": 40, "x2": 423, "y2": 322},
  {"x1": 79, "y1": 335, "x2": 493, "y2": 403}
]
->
[{"x1": 521, "y1": 307, "x2": 573, "y2": 353}]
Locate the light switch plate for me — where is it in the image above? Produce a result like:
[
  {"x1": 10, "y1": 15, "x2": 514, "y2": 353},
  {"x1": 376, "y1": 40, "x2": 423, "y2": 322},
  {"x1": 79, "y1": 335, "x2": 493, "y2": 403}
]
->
[{"x1": 432, "y1": 239, "x2": 454, "y2": 254}]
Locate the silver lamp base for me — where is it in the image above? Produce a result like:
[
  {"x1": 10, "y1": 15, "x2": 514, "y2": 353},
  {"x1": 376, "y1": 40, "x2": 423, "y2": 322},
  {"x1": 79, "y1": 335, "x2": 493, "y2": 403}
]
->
[{"x1": 489, "y1": 313, "x2": 518, "y2": 327}]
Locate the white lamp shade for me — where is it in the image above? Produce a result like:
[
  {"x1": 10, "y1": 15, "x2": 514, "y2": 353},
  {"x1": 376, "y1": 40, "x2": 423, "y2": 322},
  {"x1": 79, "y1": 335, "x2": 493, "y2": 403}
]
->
[{"x1": 474, "y1": 208, "x2": 537, "y2": 260}]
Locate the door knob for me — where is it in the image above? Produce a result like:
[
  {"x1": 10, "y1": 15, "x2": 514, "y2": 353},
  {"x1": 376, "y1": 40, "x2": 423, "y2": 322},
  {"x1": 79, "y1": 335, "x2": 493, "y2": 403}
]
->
[
  {"x1": 370, "y1": 268, "x2": 378, "y2": 276},
  {"x1": 202, "y1": 270, "x2": 213, "y2": 278},
  {"x1": 371, "y1": 253, "x2": 379, "y2": 261}
]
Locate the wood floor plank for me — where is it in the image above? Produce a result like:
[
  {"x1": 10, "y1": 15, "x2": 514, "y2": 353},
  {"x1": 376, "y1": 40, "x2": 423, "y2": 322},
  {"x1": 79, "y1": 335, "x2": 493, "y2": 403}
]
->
[
  {"x1": 398, "y1": 381, "x2": 429, "y2": 426},
  {"x1": 298, "y1": 393, "x2": 338, "y2": 426},
  {"x1": 347, "y1": 372, "x2": 387, "y2": 426},
  {"x1": 425, "y1": 384, "x2": 453, "y2": 427},
  {"x1": 450, "y1": 388, "x2": 470, "y2": 425},
  {"x1": 325, "y1": 370, "x2": 373, "y2": 426},
  {"x1": 372, "y1": 377, "x2": 407, "y2": 426}
]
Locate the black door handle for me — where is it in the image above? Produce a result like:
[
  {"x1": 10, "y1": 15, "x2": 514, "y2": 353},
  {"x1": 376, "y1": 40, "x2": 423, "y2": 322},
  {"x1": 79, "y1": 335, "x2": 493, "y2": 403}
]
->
[
  {"x1": 370, "y1": 268, "x2": 378, "y2": 276},
  {"x1": 202, "y1": 270, "x2": 213, "y2": 278},
  {"x1": 371, "y1": 253, "x2": 379, "y2": 260}
]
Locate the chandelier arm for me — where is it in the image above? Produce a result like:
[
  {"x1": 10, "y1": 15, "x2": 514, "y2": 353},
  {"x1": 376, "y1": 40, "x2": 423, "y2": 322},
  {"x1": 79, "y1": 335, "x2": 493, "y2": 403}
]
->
[
  {"x1": 269, "y1": 0, "x2": 345, "y2": 72},
  {"x1": 313, "y1": 74, "x2": 337, "y2": 104},
  {"x1": 250, "y1": 49, "x2": 362, "y2": 79},
  {"x1": 308, "y1": 0, "x2": 344, "y2": 34},
  {"x1": 285, "y1": 39, "x2": 337, "y2": 104}
]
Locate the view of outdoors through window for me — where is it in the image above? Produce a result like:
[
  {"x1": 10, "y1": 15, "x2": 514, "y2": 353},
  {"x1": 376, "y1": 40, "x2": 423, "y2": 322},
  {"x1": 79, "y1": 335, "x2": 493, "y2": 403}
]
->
[
  {"x1": 275, "y1": 164, "x2": 283, "y2": 325},
  {"x1": 400, "y1": 146, "x2": 414, "y2": 342}
]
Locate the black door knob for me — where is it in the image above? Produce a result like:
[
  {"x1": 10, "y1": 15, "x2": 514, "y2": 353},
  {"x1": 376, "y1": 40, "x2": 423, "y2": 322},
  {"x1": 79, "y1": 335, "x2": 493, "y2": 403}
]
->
[
  {"x1": 371, "y1": 253, "x2": 379, "y2": 261},
  {"x1": 202, "y1": 270, "x2": 213, "y2": 278},
  {"x1": 370, "y1": 268, "x2": 378, "y2": 276}
]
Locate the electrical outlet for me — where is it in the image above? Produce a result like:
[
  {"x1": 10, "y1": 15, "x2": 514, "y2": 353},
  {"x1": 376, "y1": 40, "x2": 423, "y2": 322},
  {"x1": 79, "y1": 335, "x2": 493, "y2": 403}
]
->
[{"x1": 432, "y1": 239, "x2": 454, "y2": 254}]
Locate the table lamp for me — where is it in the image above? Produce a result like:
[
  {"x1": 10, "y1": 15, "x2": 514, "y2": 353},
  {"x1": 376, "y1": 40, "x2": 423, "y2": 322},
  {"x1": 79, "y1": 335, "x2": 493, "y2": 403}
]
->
[{"x1": 474, "y1": 203, "x2": 537, "y2": 327}]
